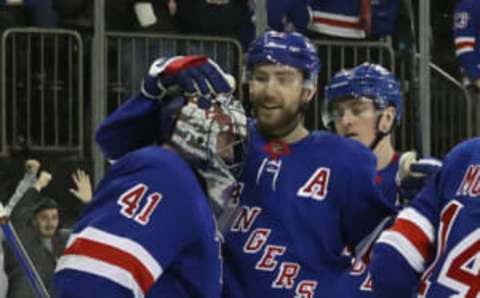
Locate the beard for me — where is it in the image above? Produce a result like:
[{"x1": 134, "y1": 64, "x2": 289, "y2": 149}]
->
[{"x1": 253, "y1": 101, "x2": 304, "y2": 140}]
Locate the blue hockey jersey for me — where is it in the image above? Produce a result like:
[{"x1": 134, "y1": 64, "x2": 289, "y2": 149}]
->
[
  {"x1": 308, "y1": 0, "x2": 400, "y2": 38},
  {"x1": 54, "y1": 146, "x2": 222, "y2": 298},
  {"x1": 370, "y1": 137, "x2": 480, "y2": 298},
  {"x1": 94, "y1": 93, "x2": 394, "y2": 297},
  {"x1": 221, "y1": 125, "x2": 392, "y2": 298},
  {"x1": 453, "y1": 0, "x2": 480, "y2": 81},
  {"x1": 335, "y1": 151, "x2": 401, "y2": 296},
  {"x1": 266, "y1": 0, "x2": 310, "y2": 33},
  {"x1": 376, "y1": 152, "x2": 400, "y2": 210}
]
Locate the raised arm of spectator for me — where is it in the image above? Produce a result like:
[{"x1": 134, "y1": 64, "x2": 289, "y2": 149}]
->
[
  {"x1": 9, "y1": 170, "x2": 52, "y2": 226},
  {"x1": 69, "y1": 169, "x2": 93, "y2": 204},
  {"x1": 4, "y1": 159, "x2": 40, "y2": 216}
]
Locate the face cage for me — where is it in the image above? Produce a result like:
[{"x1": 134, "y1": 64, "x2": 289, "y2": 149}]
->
[{"x1": 170, "y1": 96, "x2": 248, "y2": 179}]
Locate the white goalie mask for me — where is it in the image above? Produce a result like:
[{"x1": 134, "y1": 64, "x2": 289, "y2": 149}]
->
[{"x1": 169, "y1": 95, "x2": 248, "y2": 231}]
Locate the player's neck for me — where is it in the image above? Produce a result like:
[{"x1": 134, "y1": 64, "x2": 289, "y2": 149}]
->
[
  {"x1": 374, "y1": 137, "x2": 395, "y2": 170},
  {"x1": 279, "y1": 124, "x2": 309, "y2": 144}
]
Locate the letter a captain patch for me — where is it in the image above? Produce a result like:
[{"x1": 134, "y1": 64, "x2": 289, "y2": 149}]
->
[{"x1": 297, "y1": 167, "x2": 331, "y2": 201}]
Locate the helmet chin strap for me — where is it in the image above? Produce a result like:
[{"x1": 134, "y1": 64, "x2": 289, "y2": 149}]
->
[{"x1": 369, "y1": 111, "x2": 394, "y2": 151}]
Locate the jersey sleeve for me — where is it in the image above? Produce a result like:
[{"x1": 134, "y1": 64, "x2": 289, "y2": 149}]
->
[
  {"x1": 54, "y1": 148, "x2": 210, "y2": 297},
  {"x1": 370, "y1": 140, "x2": 477, "y2": 298},
  {"x1": 370, "y1": 173, "x2": 440, "y2": 298},
  {"x1": 341, "y1": 145, "x2": 394, "y2": 247},
  {"x1": 453, "y1": 1, "x2": 480, "y2": 80},
  {"x1": 95, "y1": 93, "x2": 161, "y2": 161}
]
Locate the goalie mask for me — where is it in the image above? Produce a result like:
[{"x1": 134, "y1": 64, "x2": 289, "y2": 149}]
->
[{"x1": 169, "y1": 95, "x2": 248, "y2": 231}]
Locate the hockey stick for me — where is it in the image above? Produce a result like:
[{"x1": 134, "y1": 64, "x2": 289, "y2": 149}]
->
[{"x1": 0, "y1": 219, "x2": 50, "y2": 298}]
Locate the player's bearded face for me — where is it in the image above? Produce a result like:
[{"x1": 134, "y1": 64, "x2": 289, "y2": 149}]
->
[
  {"x1": 249, "y1": 65, "x2": 307, "y2": 139},
  {"x1": 331, "y1": 97, "x2": 379, "y2": 146}
]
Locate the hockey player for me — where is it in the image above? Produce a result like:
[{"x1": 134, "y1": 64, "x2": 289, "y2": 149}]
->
[
  {"x1": 322, "y1": 63, "x2": 443, "y2": 210},
  {"x1": 322, "y1": 63, "x2": 443, "y2": 294},
  {"x1": 453, "y1": 0, "x2": 480, "y2": 91},
  {"x1": 93, "y1": 30, "x2": 394, "y2": 297},
  {"x1": 54, "y1": 91, "x2": 248, "y2": 297},
  {"x1": 370, "y1": 137, "x2": 480, "y2": 298}
]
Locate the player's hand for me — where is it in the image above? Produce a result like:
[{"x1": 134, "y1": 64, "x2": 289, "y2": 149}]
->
[
  {"x1": 141, "y1": 55, "x2": 235, "y2": 102},
  {"x1": 396, "y1": 152, "x2": 442, "y2": 205},
  {"x1": 34, "y1": 171, "x2": 52, "y2": 192},
  {"x1": 25, "y1": 159, "x2": 40, "y2": 175},
  {"x1": 69, "y1": 169, "x2": 93, "y2": 204}
]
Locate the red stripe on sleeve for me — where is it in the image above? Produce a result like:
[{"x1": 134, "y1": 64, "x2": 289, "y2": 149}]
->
[
  {"x1": 63, "y1": 238, "x2": 155, "y2": 294},
  {"x1": 456, "y1": 41, "x2": 475, "y2": 50},
  {"x1": 312, "y1": 17, "x2": 363, "y2": 30},
  {"x1": 390, "y1": 218, "x2": 432, "y2": 260}
]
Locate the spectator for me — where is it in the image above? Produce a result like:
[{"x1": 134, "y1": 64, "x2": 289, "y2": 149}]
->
[
  {"x1": 0, "y1": 0, "x2": 31, "y2": 32},
  {"x1": 265, "y1": 0, "x2": 310, "y2": 34},
  {"x1": 131, "y1": 0, "x2": 179, "y2": 33},
  {"x1": 4, "y1": 165, "x2": 92, "y2": 298},
  {"x1": 115, "y1": 0, "x2": 180, "y2": 96},
  {"x1": 453, "y1": 0, "x2": 480, "y2": 91},
  {"x1": 52, "y1": 0, "x2": 92, "y2": 33},
  {"x1": 0, "y1": 159, "x2": 39, "y2": 298},
  {"x1": 29, "y1": 0, "x2": 59, "y2": 28},
  {"x1": 174, "y1": 0, "x2": 254, "y2": 50},
  {"x1": 308, "y1": 0, "x2": 400, "y2": 39}
]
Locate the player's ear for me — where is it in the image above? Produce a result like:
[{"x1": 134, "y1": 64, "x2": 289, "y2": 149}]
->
[
  {"x1": 379, "y1": 106, "x2": 396, "y2": 132},
  {"x1": 301, "y1": 88, "x2": 316, "y2": 104}
]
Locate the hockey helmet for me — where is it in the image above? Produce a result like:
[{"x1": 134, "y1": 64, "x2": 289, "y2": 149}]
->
[
  {"x1": 246, "y1": 30, "x2": 321, "y2": 89},
  {"x1": 322, "y1": 62, "x2": 402, "y2": 128}
]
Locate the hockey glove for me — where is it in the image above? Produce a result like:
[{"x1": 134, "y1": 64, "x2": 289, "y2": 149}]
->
[
  {"x1": 396, "y1": 151, "x2": 442, "y2": 205},
  {"x1": 141, "y1": 55, "x2": 235, "y2": 102}
]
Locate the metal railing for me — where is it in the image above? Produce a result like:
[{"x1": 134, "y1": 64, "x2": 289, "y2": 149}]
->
[
  {"x1": 105, "y1": 32, "x2": 243, "y2": 114},
  {"x1": 396, "y1": 56, "x2": 475, "y2": 157},
  {"x1": 429, "y1": 63, "x2": 474, "y2": 156},
  {"x1": 0, "y1": 29, "x2": 474, "y2": 161},
  {"x1": 1, "y1": 28, "x2": 84, "y2": 156}
]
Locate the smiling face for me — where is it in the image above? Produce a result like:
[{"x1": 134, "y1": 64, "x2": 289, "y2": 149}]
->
[
  {"x1": 249, "y1": 64, "x2": 313, "y2": 140},
  {"x1": 32, "y1": 208, "x2": 59, "y2": 239}
]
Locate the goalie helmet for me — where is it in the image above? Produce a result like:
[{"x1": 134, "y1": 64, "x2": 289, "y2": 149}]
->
[
  {"x1": 169, "y1": 94, "x2": 248, "y2": 231},
  {"x1": 246, "y1": 30, "x2": 321, "y2": 89},
  {"x1": 322, "y1": 62, "x2": 402, "y2": 128}
]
